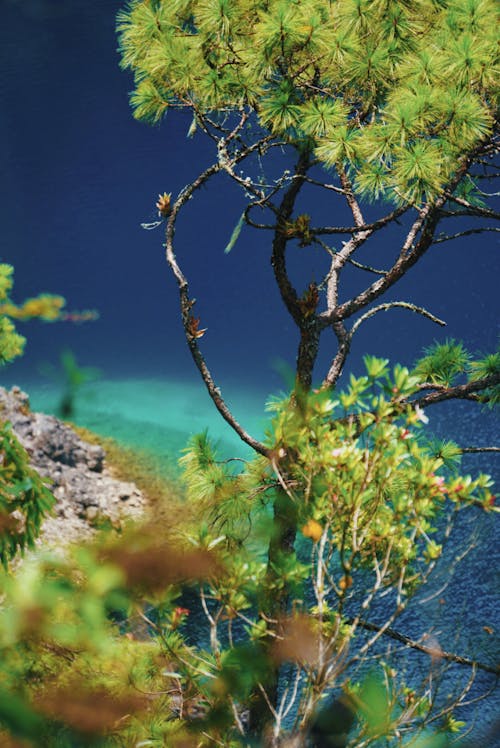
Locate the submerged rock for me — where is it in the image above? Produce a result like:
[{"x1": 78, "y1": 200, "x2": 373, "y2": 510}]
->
[{"x1": 0, "y1": 386, "x2": 146, "y2": 547}]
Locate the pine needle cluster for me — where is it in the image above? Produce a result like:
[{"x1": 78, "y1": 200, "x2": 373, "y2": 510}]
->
[
  {"x1": 414, "y1": 338, "x2": 500, "y2": 404},
  {"x1": 117, "y1": 0, "x2": 499, "y2": 204}
]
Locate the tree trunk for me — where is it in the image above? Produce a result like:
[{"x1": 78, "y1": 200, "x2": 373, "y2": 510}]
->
[
  {"x1": 297, "y1": 320, "x2": 320, "y2": 391},
  {"x1": 249, "y1": 487, "x2": 298, "y2": 736}
]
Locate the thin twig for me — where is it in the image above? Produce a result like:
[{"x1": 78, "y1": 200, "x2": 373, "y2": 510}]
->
[
  {"x1": 433, "y1": 226, "x2": 500, "y2": 244},
  {"x1": 350, "y1": 302, "x2": 446, "y2": 335},
  {"x1": 348, "y1": 618, "x2": 499, "y2": 675}
]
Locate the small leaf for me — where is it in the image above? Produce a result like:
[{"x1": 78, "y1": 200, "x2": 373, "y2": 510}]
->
[
  {"x1": 224, "y1": 212, "x2": 246, "y2": 254},
  {"x1": 186, "y1": 114, "x2": 198, "y2": 138}
]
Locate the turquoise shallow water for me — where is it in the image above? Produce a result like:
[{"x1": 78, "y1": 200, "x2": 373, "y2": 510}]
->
[{"x1": 14, "y1": 375, "x2": 270, "y2": 460}]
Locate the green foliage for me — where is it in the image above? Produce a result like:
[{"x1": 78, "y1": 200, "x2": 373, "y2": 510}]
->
[
  {"x1": 171, "y1": 359, "x2": 495, "y2": 743},
  {"x1": 413, "y1": 339, "x2": 471, "y2": 386},
  {"x1": 117, "y1": 0, "x2": 499, "y2": 204},
  {"x1": 0, "y1": 263, "x2": 98, "y2": 370},
  {"x1": 0, "y1": 359, "x2": 495, "y2": 744},
  {"x1": 180, "y1": 430, "x2": 269, "y2": 546},
  {"x1": 264, "y1": 360, "x2": 493, "y2": 583},
  {"x1": 468, "y1": 347, "x2": 500, "y2": 405},
  {"x1": 0, "y1": 266, "x2": 94, "y2": 571},
  {"x1": 0, "y1": 421, "x2": 55, "y2": 568},
  {"x1": 0, "y1": 544, "x2": 168, "y2": 746},
  {"x1": 426, "y1": 438, "x2": 463, "y2": 469},
  {"x1": 0, "y1": 265, "x2": 27, "y2": 366},
  {"x1": 224, "y1": 211, "x2": 246, "y2": 254},
  {"x1": 413, "y1": 339, "x2": 500, "y2": 405},
  {"x1": 113, "y1": 1, "x2": 499, "y2": 741},
  {"x1": 0, "y1": 263, "x2": 69, "y2": 367},
  {"x1": 0, "y1": 264, "x2": 67, "y2": 368},
  {"x1": 0, "y1": 316, "x2": 25, "y2": 367}
]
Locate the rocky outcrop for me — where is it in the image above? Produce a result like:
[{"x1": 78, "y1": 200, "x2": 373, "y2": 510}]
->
[{"x1": 0, "y1": 386, "x2": 146, "y2": 547}]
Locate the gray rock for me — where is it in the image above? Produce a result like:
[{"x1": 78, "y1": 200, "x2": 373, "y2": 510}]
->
[{"x1": 0, "y1": 386, "x2": 147, "y2": 547}]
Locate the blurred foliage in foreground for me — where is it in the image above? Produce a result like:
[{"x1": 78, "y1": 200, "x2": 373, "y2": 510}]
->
[{"x1": 0, "y1": 359, "x2": 497, "y2": 746}]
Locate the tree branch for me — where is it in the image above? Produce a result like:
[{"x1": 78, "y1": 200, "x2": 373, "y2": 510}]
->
[
  {"x1": 321, "y1": 303, "x2": 445, "y2": 389},
  {"x1": 350, "y1": 302, "x2": 446, "y2": 336},
  {"x1": 323, "y1": 320, "x2": 352, "y2": 387},
  {"x1": 301, "y1": 175, "x2": 347, "y2": 195},
  {"x1": 433, "y1": 227, "x2": 500, "y2": 244},
  {"x1": 313, "y1": 204, "x2": 409, "y2": 236},
  {"x1": 338, "y1": 167, "x2": 366, "y2": 228},
  {"x1": 313, "y1": 237, "x2": 388, "y2": 277},
  {"x1": 271, "y1": 152, "x2": 311, "y2": 325},
  {"x1": 349, "y1": 618, "x2": 499, "y2": 676},
  {"x1": 443, "y1": 194, "x2": 500, "y2": 221},
  {"x1": 409, "y1": 372, "x2": 500, "y2": 408},
  {"x1": 164, "y1": 162, "x2": 270, "y2": 457},
  {"x1": 322, "y1": 155, "x2": 476, "y2": 326}
]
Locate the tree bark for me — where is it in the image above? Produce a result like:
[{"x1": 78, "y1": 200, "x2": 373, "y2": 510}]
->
[{"x1": 297, "y1": 319, "x2": 320, "y2": 390}]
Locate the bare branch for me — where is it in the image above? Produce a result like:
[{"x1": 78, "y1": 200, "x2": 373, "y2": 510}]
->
[
  {"x1": 313, "y1": 204, "x2": 409, "y2": 236},
  {"x1": 322, "y1": 302, "x2": 445, "y2": 389},
  {"x1": 322, "y1": 206, "x2": 437, "y2": 326},
  {"x1": 271, "y1": 150, "x2": 312, "y2": 327},
  {"x1": 323, "y1": 321, "x2": 352, "y2": 386},
  {"x1": 338, "y1": 167, "x2": 366, "y2": 228},
  {"x1": 348, "y1": 257, "x2": 388, "y2": 276},
  {"x1": 301, "y1": 175, "x2": 347, "y2": 194},
  {"x1": 313, "y1": 238, "x2": 387, "y2": 276},
  {"x1": 460, "y1": 446, "x2": 500, "y2": 454},
  {"x1": 164, "y1": 163, "x2": 270, "y2": 457},
  {"x1": 474, "y1": 170, "x2": 500, "y2": 180},
  {"x1": 433, "y1": 227, "x2": 500, "y2": 244},
  {"x1": 350, "y1": 302, "x2": 446, "y2": 336},
  {"x1": 349, "y1": 618, "x2": 499, "y2": 675},
  {"x1": 244, "y1": 208, "x2": 276, "y2": 230},
  {"x1": 322, "y1": 155, "x2": 477, "y2": 327}
]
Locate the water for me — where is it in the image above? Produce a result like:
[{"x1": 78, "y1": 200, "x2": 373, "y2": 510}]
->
[{"x1": 1, "y1": 1, "x2": 499, "y2": 744}]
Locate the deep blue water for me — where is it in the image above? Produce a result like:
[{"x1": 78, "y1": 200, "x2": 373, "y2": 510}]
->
[{"x1": 1, "y1": 1, "x2": 499, "y2": 744}]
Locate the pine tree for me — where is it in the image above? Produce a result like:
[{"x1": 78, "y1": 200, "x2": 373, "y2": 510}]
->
[{"x1": 117, "y1": 1, "x2": 499, "y2": 741}]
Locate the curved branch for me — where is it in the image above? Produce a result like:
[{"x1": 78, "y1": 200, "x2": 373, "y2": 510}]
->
[
  {"x1": 301, "y1": 175, "x2": 347, "y2": 194},
  {"x1": 323, "y1": 155, "x2": 476, "y2": 325},
  {"x1": 164, "y1": 163, "x2": 270, "y2": 457},
  {"x1": 350, "y1": 302, "x2": 446, "y2": 336},
  {"x1": 313, "y1": 237, "x2": 387, "y2": 276},
  {"x1": 323, "y1": 320, "x2": 352, "y2": 387},
  {"x1": 271, "y1": 150, "x2": 312, "y2": 326},
  {"x1": 339, "y1": 167, "x2": 366, "y2": 227},
  {"x1": 347, "y1": 257, "x2": 388, "y2": 276},
  {"x1": 322, "y1": 303, "x2": 446, "y2": 389}
]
